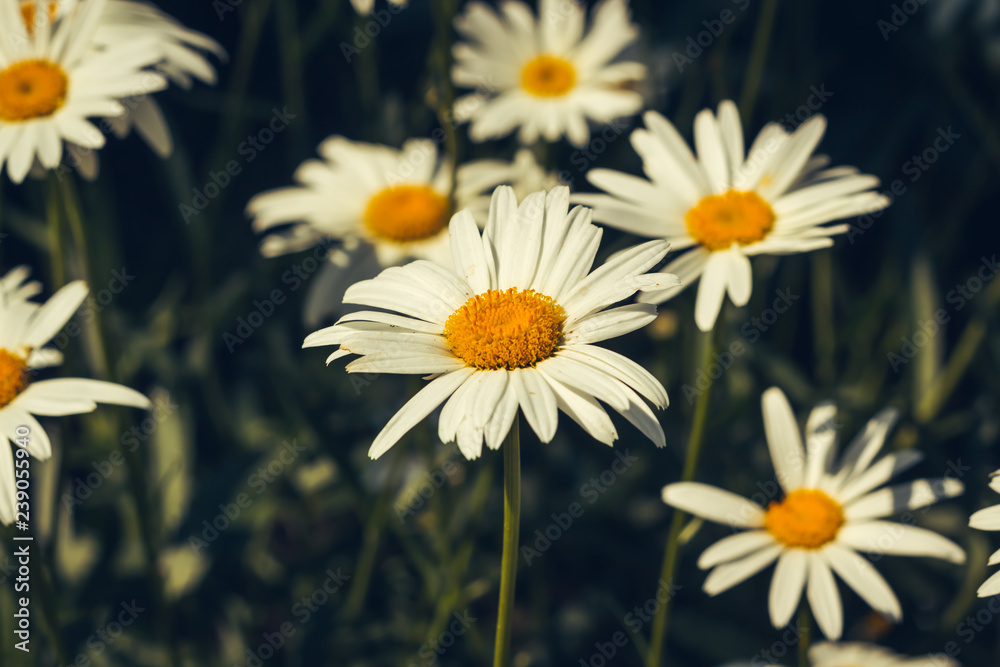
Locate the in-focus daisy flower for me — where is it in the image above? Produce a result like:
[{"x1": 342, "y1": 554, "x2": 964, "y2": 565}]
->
[
  {"x1": 661, "y1": 387, "x2": 965, "y2": 639},
  {"x1": 351, "y1": 0, "x2": 407, "y2": 14},
  {"x1": 574, "y1": 100, "x2": 890, "y2": 331},
  {"x1": 303, "y1": 185, "x2": 675, "y2": 459},
  {"x1": 968, "y1": 469, "x2": 1000, "y2": 596},
  {"x1": 0, "y1": 267, "x2": 151, "y2": 524},
  {"x1": 0, "y1": 0, "x2": 168, "y2": 183},
  {"x1": 451, "y1": 0, "x2": 646, "y2": 147},
  {"x1": 810, "y1": 641, "x2": 959, "y2": 667}
]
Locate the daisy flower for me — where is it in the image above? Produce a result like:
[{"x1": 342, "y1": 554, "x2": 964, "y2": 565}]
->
[
  {"x1": 303, "y1": 185, "x2": 675, "y2": 460},
  {"x1": 968, "y1": 469, "x2": 1000, "y2": 596},
  {"x1": 0, "y1": 267, "x2": 151, "y2": 524},
  {"x1": 91, "y1": 0, "x2": 225, "y2": 160},
  {"x1": 351, "y1": 0, "x2": 407, "y2": 14},
  {"x1": 661, "y1": 387, "x2": 965, "y2": 640},
  {"x1": 249, "y1": 140, "x2": 560, "y2": 326},
  {"x1": 451, "y1": 0, "x2": 646, "y2": 147},
  {"x1": 574, "y1": 100, "x2": 891, "y2": 331},
  {"x1": 809, "y1": 641, "x2": 959, "y2": 667},
  {"x1": 0, "y1": 0, "x2": 168, "y2": 183}
]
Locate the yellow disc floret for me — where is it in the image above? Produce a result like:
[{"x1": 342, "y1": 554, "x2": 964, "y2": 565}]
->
[
  {"x1": 685, "y1": 190, "x2": 776, "y2": 251},
  {"x1": 0, "y1": 59, "x2": 68, "y2": 122},
  {"x1": 444, "y1": 288, "x2": 565, "y2": 370},
  {"x1": 363, "y1": 185, "x2": 450, "y2": 243},
  {"x1": 0, "y1": 349, "x2": 29, "y2": 409},
  {"x1": 521, "y1": 55, "x2": 577, "y2": 98},
  {"x1": 764, "y1": 489, "x2": 844, "y2": 549}
]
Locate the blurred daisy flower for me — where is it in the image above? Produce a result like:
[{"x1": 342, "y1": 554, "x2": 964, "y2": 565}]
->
[
  {"x1": 451, "y1": 0, "x2": 646, "y2": 147},
  {"x1": 0, "y1": 0, "x2": 168, "y2": 183},
  {"x1": 303, "y1": 186, "x2": 675, "y2": 460},
  {"x1": 249, "y1": 139, "x2": 560, "y2": 325},
  {"x1": 662, "y1": 387, "x2": 965, "y2": 639},
  {"x1": 0, "y1": 267, "x2": 151, "y2": 524},
  {"x1": 810, "y1": 641, "x2": 959, "y2": 666},
  {"x1": 351, "y1": 0, "x2": 407, "y2": 14},
  {"x1": 968, "y1": 469, "x2": 1000, "y2": 596},
  {"x1": 575, "y1": 100, "x2": 890, "y2": 331},
  {"x1": 19, "y1": 0, "x2": 225, "y2": 178}
]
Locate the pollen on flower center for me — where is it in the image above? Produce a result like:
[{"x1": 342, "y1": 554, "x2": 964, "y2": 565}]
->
[
  {"x1": 363, "y1": 185, "x2": 450, "y2": 243},
  {"x1": 520, "y1": 55, "x2": 577, "y2": 97},
  {"x1": 0, "y1": 59, "x2": 69, "y2": 122},
  {"x1": 0, "y1": 349, "x2": 29, "y2": 409},
  {"x1": 685, "y1": 190, "x2": 775, "y2": 251},
  {"x1": 444, "y1": 288, "x2": 566, "y2": 370},
  {"x1": 764, "y1": 489, "x2": 844, "y2": 549}
]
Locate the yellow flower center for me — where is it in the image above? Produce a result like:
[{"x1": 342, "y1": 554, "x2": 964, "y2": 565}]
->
[
  {"x1": 444, "y1": 288, "x2": 565, "y2": 370},
  {"x1": 0, "y1": 59, "x2": 69, "y2": 122},
  {"x1": 0, "y1": 349, "x2": 29, "y2": 409},
  {"x1": 363, "y1": 185, "x2": 450, "y2": 243},
  {"x1": 520, "y1": 55, "x2": 577, "y2": 97},
  {"x1": 20, "y1": 1, "x2": 59, "y2": 34},
  {"x1": 764, "y1": 489, "x2": 844, "y2": 549},
  {"x1": 685, "y1": 190, "x2": 776, "y2": 251}
]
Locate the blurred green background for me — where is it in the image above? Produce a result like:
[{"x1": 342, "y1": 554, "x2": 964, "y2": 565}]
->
[{"x1": 2, "y1": 0, "x2": 1000, "y2": 665}]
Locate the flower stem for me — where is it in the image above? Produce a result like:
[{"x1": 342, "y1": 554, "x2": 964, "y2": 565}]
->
[
  {"x1": 45, "y1": 173, "x2": 64, "y2": 288},
  {"x1": 492, "y1": 419, "x2": 521, "y2": 667},
  {"x1": 738, "y1": 0, "x2": 778, "y2": 124},
  {"x1": 798, "y1": 604, "x2": 811, "y2": 667},
  {"x1": 646, "y1": 328, "x2": 716, "y2": 667}
]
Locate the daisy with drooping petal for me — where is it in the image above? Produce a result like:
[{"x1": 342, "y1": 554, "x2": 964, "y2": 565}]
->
[
  {"x1": 0, "y1": 267, "x2": 151, "y2": 524},
  {"x1": 661, "y1": 387, "x2": 965, "y2": 640},
  {"x1": 574, "y1": 100, "x2": 891, "y2": 331},
  {"x1": 303, "y1": 185, "x2": 676, "y2": 460},
  {"x1": 968, "y1": 469, "x2": 1000, "y2": 596},
  {"x1": 809, "y1": 641, "x2": 959, "y2": 667},
  {"x1": 451, "y1": 0, "x2": 646, "y2": 147},
  {"x1": 0, "y1": 0, "x2": 168, "y2": 183}
]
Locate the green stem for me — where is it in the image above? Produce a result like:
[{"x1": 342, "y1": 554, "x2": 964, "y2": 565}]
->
[
  {"x1": 810, "y1": 252, "x2": 835, "y2": 385},
  {"x1": 45, "y1": 173, "x2": 64, "y2": 288},
  {"x1": 798, "y1": 604, "x2": 811, "y2": 667},
  {"x1": 430, "y1": 0, "x2": 461, "y2": 206},
  {"x1": 492, "y1": 419, "x2": 521, "y2": 667},
  {"x1": 646, "y1": 329, "x2": 715, "y2": 667},
  {"x1": 342, "y1": 445, "x2": 407, "y2": 619},
  {"x1": 738, "y1": 0, "x2": 779, "y2": 125}
]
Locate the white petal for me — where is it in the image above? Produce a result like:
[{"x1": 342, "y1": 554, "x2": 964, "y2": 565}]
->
[
  {"x1": 821, "y1": 543, "x2": 901, "y2": 620},
  {"x1": 22, "y1": 281, "x2": 88, "y2": 348},
  {"x1": 769, "y1": 550, "x2": 807, "y2": 628},
  {"x1": 836, "y1": 521, "x2": 966, "y2": 564},
  {"x1": 693, "y1": 251, "x2": 729, "y2": 331},
  {"x1": 844, "y1": 478, "x2": 964, "y2": 520},
  {"x1": 661, "y1": 482, "x2": 765, "y2": 528},
  {"x1": 510, "y1": 368, "x2": 558, "y2": 443},
  {"x1": 703, "y1": 543, "x2": 782, "y2": 596},
  {"x1": 970, "y1": 505, "x2": 1000, "y2": 531},
  {"x1": 697, "y1": 530, "x2": 776, "y2": 569},
  {"x1": 806, "y1": 556, "x2": 843, "y2": 640},
  {"x1": 761, "y1": 387, "x2": 805, "y2": 493},
  {"x1": 368, "y1": 368, "x2": 474, "y2": 459}
]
